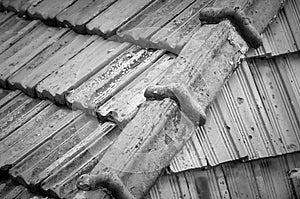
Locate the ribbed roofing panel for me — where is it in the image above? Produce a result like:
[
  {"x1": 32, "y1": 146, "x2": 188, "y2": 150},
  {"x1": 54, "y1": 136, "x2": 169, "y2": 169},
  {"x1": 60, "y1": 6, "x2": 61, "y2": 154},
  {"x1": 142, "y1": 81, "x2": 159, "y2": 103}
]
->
[
  {"x1": 150, "y1": 152, "x2": 300, "y2": 199},
  {"x1": 246, "y1": 0, "x2": 300, "y2": 57},
  {"x1": 171, "y1": 52, "x2": 300, "y2": 172}
]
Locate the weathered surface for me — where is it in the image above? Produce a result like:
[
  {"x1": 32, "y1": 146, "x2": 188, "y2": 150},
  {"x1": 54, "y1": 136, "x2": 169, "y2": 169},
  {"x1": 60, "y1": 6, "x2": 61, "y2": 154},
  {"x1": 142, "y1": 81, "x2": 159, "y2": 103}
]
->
[
  {"x1": 0, "y1": 11, "x2": 14, "y2": 24},
  {"x1": 9, "y1": 114, "x2": 94, "y2": 182},
  {"x1": 0, "y1": 98, "x2": 48, "y2": 141},
  {"x1": 198, "y1": 0, "x2": 285, "y2": 48},
  {"x1": 0, "y1": 107, "x2": 81, "y2": 170},
  {"x1": 97, "y1": 54, "x2": 175, "y2": 127},
  {"x1": 41, "y1": 123, "x2": 118, "y2": 199},
  {"x1": 0, "y1": 27, "x2": 67, "y2": 88},
  {"x1": 0, "y1": 22, "x2": 45, "y2": 67},
  {"x1": 77, "y1": 99, "x2": 195, "y2": 199},
  {"x1": 36, "y1": 39, "x2": 130, "y2": 104},
  {"x1": 116, "y1": 0, "x2": 195, "y2": 47},
  {"x1": 0, "y1": 90, "x2": 22, "y2": 108},
  {"x1": 27, "y1": 0, "x2": 78, "y2": 21},
  {"x1": 56, "y1": 0, "x2": 117, "y2": 33},
  {"x1": 86, "y1": 0, "x2": 154, "y2": 37},
  {"x1": 145, "y1": 21, "x2": 248, "y2": 126},
  {"x1": 9, "y1": 33, "x2": 98, "y2": 97},
  {"x1": 0, "y1": 20, "x2": 41, "y2": 55},
  {"x1": 76, "y1": 19, "x2": 248, "y2": 199},
  {"x1": 2, "y1": 0, "x2": 42, "y2": 14},
  {"x1": 0, "y1": 15, "x2": 30, "y2": 44},
  {"x1": 149, "y1": 0, "x2": 212, "y2": 54},
  {"x1": 66, "y1": 46, "x2": 164, "y2": 116}
]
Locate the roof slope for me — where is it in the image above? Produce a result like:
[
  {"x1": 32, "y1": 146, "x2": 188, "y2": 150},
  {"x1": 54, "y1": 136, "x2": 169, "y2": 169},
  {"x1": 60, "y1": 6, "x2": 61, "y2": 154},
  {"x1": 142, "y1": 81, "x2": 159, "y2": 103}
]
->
[
  {"x1": 1, "y1": 87, "x2": 300, "y2": 199},
  {"x1": 2, "y1": 0, "x2": 298, "y2": 56},
  {"x1": 0, "y1": 7, "x2": 299, "y2": 173},
  {"x1": 0, "y1": 0, "x2": 300, "y2": 198}
]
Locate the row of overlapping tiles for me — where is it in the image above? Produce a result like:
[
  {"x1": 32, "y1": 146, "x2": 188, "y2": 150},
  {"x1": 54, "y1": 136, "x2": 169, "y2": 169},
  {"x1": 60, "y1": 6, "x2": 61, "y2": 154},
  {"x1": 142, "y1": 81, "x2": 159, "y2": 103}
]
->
[
  {"x1": 0, "y1": 179, "x2": 40, "y2": 199},
  {"x1": 0, "y1": 0, "x2": 299, "y2": 57},
  {"x1": 1, "y1": 104, "x2": 300, "y2": 199},
  {"x1": 0, "y1": 89, "x2": 121, "y2": 198},
  {"x1": 1, "y1": 10, "x2": 300, "y2": 173}
]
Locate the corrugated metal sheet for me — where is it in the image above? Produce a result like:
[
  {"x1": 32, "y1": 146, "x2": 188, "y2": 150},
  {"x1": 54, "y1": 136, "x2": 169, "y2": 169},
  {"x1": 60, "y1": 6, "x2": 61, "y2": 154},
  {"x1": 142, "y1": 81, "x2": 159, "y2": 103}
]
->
[
  {"x1": 246, "y1": 0, "x2": 300, "y2": 57},
  {"x1": 150, "y1": 152, "x2": 300, "y2": 199},
  {"x1": 171, "y1": 51, "x2": 300, "y2": 172}
]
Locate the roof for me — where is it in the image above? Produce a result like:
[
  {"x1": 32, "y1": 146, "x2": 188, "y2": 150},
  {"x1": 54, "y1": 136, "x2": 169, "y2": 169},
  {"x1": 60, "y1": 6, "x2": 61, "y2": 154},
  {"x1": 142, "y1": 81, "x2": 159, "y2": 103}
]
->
[
  {"x1": 1, "y1": 88, "x2": 300, "y2": 199},
  {"x1": 0, "y1": 0, "x2": 299, "y2": 198}
]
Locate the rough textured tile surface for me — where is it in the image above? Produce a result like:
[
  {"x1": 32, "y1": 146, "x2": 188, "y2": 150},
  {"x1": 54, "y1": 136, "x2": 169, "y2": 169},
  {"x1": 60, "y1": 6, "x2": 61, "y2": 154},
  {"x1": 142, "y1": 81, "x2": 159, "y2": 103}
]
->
[
  {"x1": 97, "y1": 54, "x2": 175, "y2": 126},
  {"x1": 3, "y1": 0, "x2": 43, "y2": 13},
  {"x1": 66, "y1": 46, "x2": 164, "y2": 116},
  {"x1": 117, "y1": 0, "x2": 196, "y2": 47},
  {"x1": 9, "y1": 114, "x2": 93, "y2": 180},
  {"x1": 86, "y1": 0, "x2": 154, "y2": 37},
  {"x1": 9, "y1": 33, "x2": 98, "y2": 97},
  {"x1": 27, "y1": 0, "x2": 78, "y2": 21},
  {"x1": 149, "y1": 0, "x2": 212, "y2": 54},
  {"x1": 0, "y1": 10, "x2": 14, "y2": 24},
  {"x1": 0, "y1": 15, "x2": 30, "y2": 44},
  {"x1": 0, "y1": 20, "x2": 41, "y2": 55},
  {"x1": 0, "y1": 97, "x2": 46, "y2": 141},
  {"x1": 36, "y1": 39, "x2": 131, "y2": 104},
  {"x1": 40, "y1": 123, "x2": 117, "y2": 198},
  {"x1": 0, "y1": 27, "x2": 67, "y2": 87},
  {"x1": 0, "y1": 106, "x2": 81, "y2": 169},
  {"x1": 56, "y1": 0, "x2": 117, "y2": 33}
]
